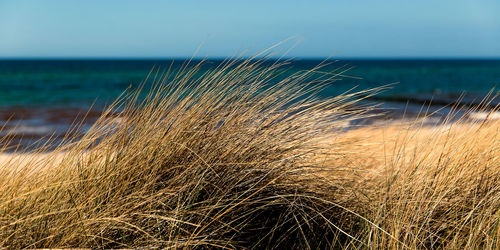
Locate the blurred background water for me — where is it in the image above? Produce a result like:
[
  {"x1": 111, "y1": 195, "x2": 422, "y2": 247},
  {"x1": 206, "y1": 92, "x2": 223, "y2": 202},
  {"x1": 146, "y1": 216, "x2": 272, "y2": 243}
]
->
[
  {"x1": 1, "y1": 59, "x2": 499, "y2": 108},
  {"x1": 0, "y1": 59, "x2": 499, "y2": 149}
]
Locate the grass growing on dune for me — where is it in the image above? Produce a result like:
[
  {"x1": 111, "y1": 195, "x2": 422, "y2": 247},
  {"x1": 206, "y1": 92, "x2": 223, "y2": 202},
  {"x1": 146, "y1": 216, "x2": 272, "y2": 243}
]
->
[
  {"x1": 0, "y1": 53, "x2": 499, "y2": 249},
  {"x1": 325, "y1": 107, "x2": 500, "y2": 249},
  {"x1": 0, "y1": 56, "x2": 375, "y2": 248},
  {"x1": 373, "y1": 119, "x2": 500, "y2": 249}
]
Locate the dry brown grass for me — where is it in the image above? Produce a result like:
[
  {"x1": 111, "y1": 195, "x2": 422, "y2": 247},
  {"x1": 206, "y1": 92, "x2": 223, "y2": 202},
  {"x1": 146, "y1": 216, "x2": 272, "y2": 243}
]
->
[
  {"x1": 0, "y1": 54, "x2": 499, "y2": 249},
  {"x1": 0, "y1": 56, "x2": 374, "y2": 249},
  {"x1": 323, "y1": 115, "x2": 500, "y2": 249}
]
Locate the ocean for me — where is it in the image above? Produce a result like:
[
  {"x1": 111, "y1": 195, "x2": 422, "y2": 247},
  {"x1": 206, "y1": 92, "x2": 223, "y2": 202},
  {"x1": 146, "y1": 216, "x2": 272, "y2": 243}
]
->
[{"x1": 1, "y1": 59, "x2": 499, "y2": 148}]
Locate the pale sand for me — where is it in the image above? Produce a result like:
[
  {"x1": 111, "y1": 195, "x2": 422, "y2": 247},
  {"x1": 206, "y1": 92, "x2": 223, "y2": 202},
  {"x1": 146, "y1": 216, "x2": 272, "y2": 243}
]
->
[
  {"x1": 0, "y1": 152, "x2": 66, "y2": 168},
  {"x1": 317, "y1": 119, "x2": 500, "y2": 180}
]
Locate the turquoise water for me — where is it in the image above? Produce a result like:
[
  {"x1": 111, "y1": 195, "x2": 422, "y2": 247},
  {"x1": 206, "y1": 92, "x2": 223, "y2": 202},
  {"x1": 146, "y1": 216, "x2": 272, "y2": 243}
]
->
[
  {"x1": 0, "y1": 59, "x2": 499, "y2": 147},
  {"x1": 1, "y1": 59, "x2": 499, "y2": 109}
]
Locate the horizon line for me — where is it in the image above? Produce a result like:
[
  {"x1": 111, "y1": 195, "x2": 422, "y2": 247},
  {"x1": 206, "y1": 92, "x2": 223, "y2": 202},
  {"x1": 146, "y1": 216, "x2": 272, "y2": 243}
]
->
[{"x1": 1, "y1": 56, "x2": 500, "y2": 61}]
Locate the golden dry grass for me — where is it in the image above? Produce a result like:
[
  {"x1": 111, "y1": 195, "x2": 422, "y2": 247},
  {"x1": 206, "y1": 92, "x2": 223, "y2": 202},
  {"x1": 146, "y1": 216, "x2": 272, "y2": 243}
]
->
[
  {"x1": 323, "y1": 117, "x2": 500, "y2": 249},
  {"x1": 0, "y1": 55, "x2": 499, "y2": 249}
]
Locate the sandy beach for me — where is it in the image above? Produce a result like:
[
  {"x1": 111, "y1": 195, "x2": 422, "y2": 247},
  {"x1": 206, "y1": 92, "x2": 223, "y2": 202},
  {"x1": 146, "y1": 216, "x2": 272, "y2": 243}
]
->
[{"x1": 2, "y1": 0, "x2": 499, "y2": 247}]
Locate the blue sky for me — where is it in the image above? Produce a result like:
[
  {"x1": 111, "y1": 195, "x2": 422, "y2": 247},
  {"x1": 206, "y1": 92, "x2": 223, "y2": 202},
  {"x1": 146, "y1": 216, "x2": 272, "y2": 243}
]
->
[{"x1": 0, "y1": 0, "x2": 499, "y2": 58}]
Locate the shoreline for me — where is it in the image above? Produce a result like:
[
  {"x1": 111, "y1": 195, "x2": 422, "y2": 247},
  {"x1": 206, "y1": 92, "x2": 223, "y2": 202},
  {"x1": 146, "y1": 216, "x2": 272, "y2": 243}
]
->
[{"x1": 0, "y1": 102, "x2": 499, "y2": 152}]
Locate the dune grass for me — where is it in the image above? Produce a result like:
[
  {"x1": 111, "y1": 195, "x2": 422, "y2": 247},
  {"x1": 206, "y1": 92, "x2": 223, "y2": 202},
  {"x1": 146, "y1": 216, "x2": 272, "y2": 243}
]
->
[
  {"x1": 324, "y1": 113, "x2": 500, "y2": 249},
  {"x1": 0, "y1": 55, "x2": 499, "y2": 249}
]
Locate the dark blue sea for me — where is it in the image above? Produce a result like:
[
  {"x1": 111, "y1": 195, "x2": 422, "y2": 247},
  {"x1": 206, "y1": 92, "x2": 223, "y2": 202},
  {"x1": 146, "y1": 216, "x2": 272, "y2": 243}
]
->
[{"x1": 0, "y1": 59, "x2": 499, "y2": 146}]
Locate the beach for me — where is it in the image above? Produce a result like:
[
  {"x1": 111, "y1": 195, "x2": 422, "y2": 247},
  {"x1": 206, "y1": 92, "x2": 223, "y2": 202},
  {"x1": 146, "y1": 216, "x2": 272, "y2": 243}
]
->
[
  {"x1": 1, "y1": 108, "x2": 498, "y2": 248},
  {"x1": 2, "y1": 0, "x2": 499, "y2": 247},
  {"x1": 0, "y1": 59, "x2": 498, "y2": 248}
]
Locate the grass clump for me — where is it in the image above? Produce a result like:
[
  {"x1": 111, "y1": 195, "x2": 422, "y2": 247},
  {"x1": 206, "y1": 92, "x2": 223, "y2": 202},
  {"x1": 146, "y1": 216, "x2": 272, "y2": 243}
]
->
[
  {"x1": 326, "y1": 108, "x2": 500, "y2": 249},
  {"x1": 365, "y1": 119, "x2": 500, "y2": 249},
  {"x1": 0, "y1": 56, "x2": 371, "y2": 248}
]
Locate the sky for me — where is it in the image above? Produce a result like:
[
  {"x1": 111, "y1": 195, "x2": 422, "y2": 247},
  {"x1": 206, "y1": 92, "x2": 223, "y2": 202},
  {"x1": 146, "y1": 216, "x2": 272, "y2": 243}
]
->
[{"x1": 0, "y1": 0, "x2": 499, "y2": 58}]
